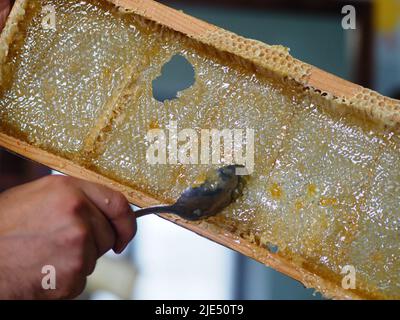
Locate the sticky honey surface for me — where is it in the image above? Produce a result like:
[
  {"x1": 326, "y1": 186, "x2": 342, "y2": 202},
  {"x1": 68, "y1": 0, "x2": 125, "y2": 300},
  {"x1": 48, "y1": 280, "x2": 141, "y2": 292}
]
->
[
  {"x1": 0, "y1": 0, "x2": 399, "y2": 299},
  {"x1": 0, "y1": 0, "x2": 154, "y2": 157}
]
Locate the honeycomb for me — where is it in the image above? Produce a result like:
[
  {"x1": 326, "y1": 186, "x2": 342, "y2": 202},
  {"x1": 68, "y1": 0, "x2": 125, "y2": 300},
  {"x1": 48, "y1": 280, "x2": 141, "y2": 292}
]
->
[
  {"x1": 0, "y1": 0, "x2": 399, "y2": 299},
  {"x1": 0, "y1": 0, "x2": 157, "y2": 157}
]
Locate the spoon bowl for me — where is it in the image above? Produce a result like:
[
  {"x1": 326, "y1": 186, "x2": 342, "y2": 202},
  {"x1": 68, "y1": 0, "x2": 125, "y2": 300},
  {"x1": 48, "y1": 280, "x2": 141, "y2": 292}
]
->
[{"x1": 134, "y1": 165, "x2": 247, "y2": 220}]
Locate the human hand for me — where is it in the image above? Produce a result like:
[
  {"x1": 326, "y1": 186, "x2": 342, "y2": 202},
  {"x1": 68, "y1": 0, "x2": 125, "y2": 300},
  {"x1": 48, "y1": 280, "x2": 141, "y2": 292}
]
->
[{"x1": 0, "y1": 175, "x2": 137, "y2": 299}]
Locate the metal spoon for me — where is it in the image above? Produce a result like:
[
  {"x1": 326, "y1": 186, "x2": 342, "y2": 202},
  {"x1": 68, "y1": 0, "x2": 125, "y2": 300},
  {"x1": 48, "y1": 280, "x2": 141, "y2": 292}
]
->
[{"x1": 134, "y1": 165, "x2": 247, "y2": 221}]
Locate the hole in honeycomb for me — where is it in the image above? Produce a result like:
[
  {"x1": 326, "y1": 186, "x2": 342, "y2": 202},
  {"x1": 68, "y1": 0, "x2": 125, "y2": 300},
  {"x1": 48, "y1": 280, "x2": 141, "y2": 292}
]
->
[
  {"x1": 152, "y1": 54, "x2": 195, "y2": 102},
  {"x1": 266, "y1": 243, "x2": 279, "y2": 254}
]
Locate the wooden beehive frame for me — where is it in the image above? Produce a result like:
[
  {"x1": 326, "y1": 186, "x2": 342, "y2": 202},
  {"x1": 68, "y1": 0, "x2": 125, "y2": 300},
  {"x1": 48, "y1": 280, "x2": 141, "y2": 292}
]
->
[{"x1": 1, "y1": 0, "x2": 400, "y2": 299}]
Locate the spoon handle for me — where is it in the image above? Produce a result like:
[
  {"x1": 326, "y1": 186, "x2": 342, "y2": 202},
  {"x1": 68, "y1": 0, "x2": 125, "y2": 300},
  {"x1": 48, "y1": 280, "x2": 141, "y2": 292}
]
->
[{"x1": 134, "y1": 205, "x2": 178, "y2": 218}]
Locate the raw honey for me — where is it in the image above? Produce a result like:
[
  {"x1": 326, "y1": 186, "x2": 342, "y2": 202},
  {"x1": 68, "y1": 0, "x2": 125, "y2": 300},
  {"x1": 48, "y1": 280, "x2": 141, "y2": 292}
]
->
[{"x1": 0, "y1": 0, "x2": 399, "y2": 299}]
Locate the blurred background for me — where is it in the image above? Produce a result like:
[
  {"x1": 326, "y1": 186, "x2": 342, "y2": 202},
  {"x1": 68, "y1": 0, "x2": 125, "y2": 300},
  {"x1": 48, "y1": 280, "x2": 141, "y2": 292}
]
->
[{"x1": 1, "y1": 0, "x2": 400, "y2": 299}]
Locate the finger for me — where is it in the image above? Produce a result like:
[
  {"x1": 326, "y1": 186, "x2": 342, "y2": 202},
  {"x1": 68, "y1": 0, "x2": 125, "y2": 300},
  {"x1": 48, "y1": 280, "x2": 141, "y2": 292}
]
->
[
  {"x1": 79, "y1": 195, "x2": 116, "y2": 258},
  {"x1": 80, "y1": 224, "x2": 98, "y2": 275},
  {"x1": 0, "y1": 0, "x2": 11, "y2": 32},
  {"x1": 54, "y1": 211, "x2": 101, "y2": 275},
  {"x1": 72, "y1": 178, "x2": 137, "y2": 253}
]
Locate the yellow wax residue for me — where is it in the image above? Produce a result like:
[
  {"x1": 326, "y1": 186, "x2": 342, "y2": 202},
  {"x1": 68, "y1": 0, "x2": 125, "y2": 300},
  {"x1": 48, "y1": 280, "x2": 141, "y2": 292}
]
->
[
  {"x1": 319, "y1": 197, "x2": 337, "y2": 207},
  {"x1": 149, "y1": 119, "x2": 160, "y2": 129},
  {"x1": 101, "y1": 67, "x2": 112, "y2": 81},
  {"x1": 269, "y1": 182, "x2": 283, "y2": 199},
  {"x1": 371, "y1": 251, "x2": 384, "y2": 263},
  {"x1": 173, "y1": 166, "x2": 189, "y2": 185},
  {"x1": 307, "y1": 183, "x2": 317, "y2": 197},
  {"x1": 295, "y1": 200, "x2": 304, "y2": 211}
]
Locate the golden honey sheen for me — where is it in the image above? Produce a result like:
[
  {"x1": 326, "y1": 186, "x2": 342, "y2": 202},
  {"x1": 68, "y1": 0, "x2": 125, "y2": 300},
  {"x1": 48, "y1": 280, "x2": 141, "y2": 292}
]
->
[{"x1": 0, "y1": 0, "x2": 399, "y2": 299}]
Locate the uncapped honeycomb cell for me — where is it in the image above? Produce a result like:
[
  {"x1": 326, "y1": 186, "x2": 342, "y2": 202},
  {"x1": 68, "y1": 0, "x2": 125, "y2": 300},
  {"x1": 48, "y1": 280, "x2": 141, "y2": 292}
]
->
[
  {"x1": 0, "y1": 0, "x2": 156, "y2": 157},
  {"x1": 348, "y1": 138, "x2": 400, "y2": 297},
  {"x1": 0, "y1": 0, "x2": 399, "y2": 299},
  {"x1": 226, "y1": 106, "x2": 388, "y2": 291},
  {"x1": 92, "y1": 38, "x2": 298, "y2": 200}
]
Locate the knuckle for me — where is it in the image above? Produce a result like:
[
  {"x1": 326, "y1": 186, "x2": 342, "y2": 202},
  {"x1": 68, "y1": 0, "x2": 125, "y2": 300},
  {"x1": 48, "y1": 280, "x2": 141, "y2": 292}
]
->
[
  {"x1": 110, "y1": 192, "x2": 129, "y2": 217},
  {"x1": 64, "y1": 195, "x2": 86, "y2": 216},
  {"x1": 62, "y1": 222, "x2": 90, "y2": 249},
  {"x1": 56, "y1": 189, "x2": 86, "y2": 217},
  {"x1": 43, "y1": 175, "x2": 73, "y2": 189},
  {"x1": 43, "y1": 177, "x2": 87, "y2": 216}
]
